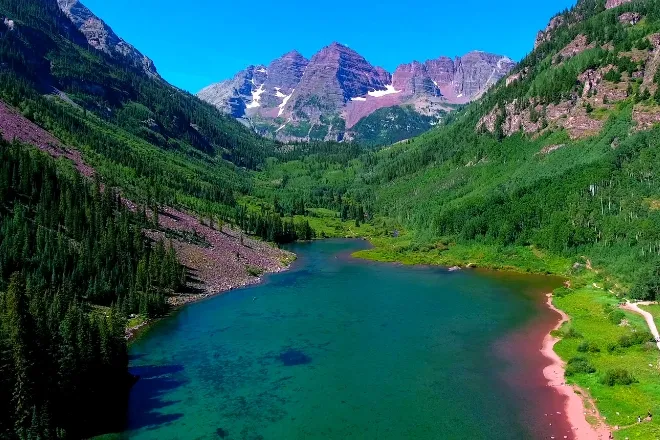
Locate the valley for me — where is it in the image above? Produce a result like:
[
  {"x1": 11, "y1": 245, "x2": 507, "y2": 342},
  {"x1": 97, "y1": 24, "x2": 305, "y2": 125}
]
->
[{"x1": 0, "y1": 0, "x2": 660, "y2": 439}]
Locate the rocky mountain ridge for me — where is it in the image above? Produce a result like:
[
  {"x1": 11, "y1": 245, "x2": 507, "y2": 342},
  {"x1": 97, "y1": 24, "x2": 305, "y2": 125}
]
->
[
  {"x1": 56, "y1": 0, "x2": 158, "y2": 76},
  {"x1": 198, "y1": 43, "x2": 515, "y2": 143}
]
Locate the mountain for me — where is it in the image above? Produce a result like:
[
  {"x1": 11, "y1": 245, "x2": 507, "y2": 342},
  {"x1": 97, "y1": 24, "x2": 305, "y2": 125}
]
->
[
  {"x1": 56, "y1": 0, "x2": 158, "y2": 75},
  {"x1": 198, "y1": 43, "x2": 515, "y2": 145}
]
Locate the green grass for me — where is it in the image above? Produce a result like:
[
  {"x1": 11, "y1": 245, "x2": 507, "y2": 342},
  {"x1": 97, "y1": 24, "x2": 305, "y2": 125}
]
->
[
  {"x1": 353, "y1": 234, "x2": 572, "y2": 276},
  {"x1": 127, "y1": 314, "x2": 147, "y2": 329},
  {"x1": 554, "y1": 288, "x2": 660, "y2": 439}
]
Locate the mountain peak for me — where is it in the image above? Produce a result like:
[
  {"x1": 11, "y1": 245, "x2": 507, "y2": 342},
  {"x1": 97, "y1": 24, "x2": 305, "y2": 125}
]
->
[
  {"x1": 198, "y1": 44, "x2": 515, "y2": 142},
  {"x1": 56, "y1": 0, "x2": 157, "y2": 76}
]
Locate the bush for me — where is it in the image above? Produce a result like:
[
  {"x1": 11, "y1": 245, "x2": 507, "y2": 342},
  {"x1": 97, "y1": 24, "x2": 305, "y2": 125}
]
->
[
  {"x1": 600, "y1": 368, "x2": 636, "y2": 386},
  {"x1": 554, "y1": 287, "x2": 572, "y2": 298},
  {"x1": 604, "y1": 69, "x2": 622, "y2": 83},
  {"x1": 246, "y1": 265, "x2": 264, "y2": 277},
  {"x1": 566, "y1": 357, "x2": 596, "y2": 376},
  {"x1": 618, "y1": 331, "x2": 654, "y2": 348},
  {"x1": 564, "y1": 327, "x2": 584, "y2": 339},
  {"x1": 577, "y1": 341, "x2": 601, "y2": 353},
  {"x1": 603, "y1": 304, "x2": 625, "y2": 325}
]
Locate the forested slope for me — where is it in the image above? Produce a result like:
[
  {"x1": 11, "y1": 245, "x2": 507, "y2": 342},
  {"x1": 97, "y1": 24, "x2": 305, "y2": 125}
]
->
[{"x1": 260, "y1": 0, "x2": 660, "y2": 297}]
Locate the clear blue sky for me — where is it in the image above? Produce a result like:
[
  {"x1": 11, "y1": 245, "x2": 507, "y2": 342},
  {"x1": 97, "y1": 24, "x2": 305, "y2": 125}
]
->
[{"x1": 82, "y1": 0, "x2": 576, "y2": 93}]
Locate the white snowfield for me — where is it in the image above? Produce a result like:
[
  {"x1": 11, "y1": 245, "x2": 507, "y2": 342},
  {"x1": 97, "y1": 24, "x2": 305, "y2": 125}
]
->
[
  {"x1": 278, "y1": 90, "x2": 294, "y2": 116},
  {"x1": 350, "y1": 97, "x2": 367, "y2": 102},
  {"x1": 367, "y1": 84, "x2": 401, "y2": 98},
  {"x1": 246, "y1": 83, "x2": 265, "y2": 109}
]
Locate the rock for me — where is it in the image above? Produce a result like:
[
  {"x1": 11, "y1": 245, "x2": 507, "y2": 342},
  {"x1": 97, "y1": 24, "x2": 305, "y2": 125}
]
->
[
  {"x1": 556, "y1": 35, "x2": 593, "y2": 63},
  {"x1": 579, "y1": 69, "x2": 603, "y2": 97},
  {"x1": 56, "y1": 0, "x2": 157, "y2": 76},
  {"x1": 632, "y1": 104, "x2": 660, "y2": 131},
  {"x1": 619, "y1": 12, "x2": 642, "y2": 25},
  {"x1": 535, "y1": 15, "x2": 565, "y2": 49},
  {"x1": 605, "y1": 0, "x2": 633, "y2": 9},
  {"x1": 448, "y1": 266, "x2": 461, "y2": 272},
  {"x1": 539, "y1": 144, "x2": 566, "y2": 155},
  {"x1": 3, "y1": 17, "x2": 15, "y2": 31},
  {"x1": 288, "y1": 42, "x2": 391, "y2": 119}
]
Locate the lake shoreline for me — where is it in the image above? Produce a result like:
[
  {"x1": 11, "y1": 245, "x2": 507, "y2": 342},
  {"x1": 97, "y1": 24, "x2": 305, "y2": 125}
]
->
[
  {"x1": 354, "y1": 241, "x2": 614, "y2": 439},
  {"x1": 127, "y1": 237, "x2": 612, "y2": 438},
  {"x1": 542, "y1": 294, "x2": 611, "y2": 440},
  {"x1": 126, "y1": 259, "x2": 294, "y2": 342}
]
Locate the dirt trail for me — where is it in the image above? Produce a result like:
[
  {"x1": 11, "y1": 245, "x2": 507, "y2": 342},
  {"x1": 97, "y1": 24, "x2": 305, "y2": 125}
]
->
[
  {"x1": 543, "y1": 294, "x2": 612, "y2": 440},
  {"x1": 621, "y1": 301, "x2": 660, "y2": 351}
]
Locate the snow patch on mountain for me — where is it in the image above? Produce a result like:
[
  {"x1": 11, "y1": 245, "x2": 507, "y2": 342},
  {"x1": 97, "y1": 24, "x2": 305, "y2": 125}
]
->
[
  {"x1": 246, "y1": 83, "x2": 265, "y2": 109},
  {"x1": 351, "y1": 97, "x2": 367, "y2": 102},
  {"x1": 278, "y1": 90, "x2": 294, "y2": 116},
  {"x1": 368, "y1": 85, "x2": 401, "y2": 98}
]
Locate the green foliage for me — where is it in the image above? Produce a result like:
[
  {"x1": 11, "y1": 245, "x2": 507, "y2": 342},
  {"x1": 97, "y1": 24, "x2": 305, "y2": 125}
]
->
[
  {"x1": 604, "y1": 69, "x2": 622, "y2": 83},
  {"x1": 600, "y1": 368, "x2": 637, "y2": 386},
  {"x1": 577, "y1": 340, "x2": 601, "y2": 353},
  {"x1": 0, "y1": 141, "x2": 184, "y2": 438},
  {"x1": 565, "y1": 356, "x2": 597, "y2": 376},
  {"x1": 350, "y1": 106, "x2": 437, "y2": 148},
  {"x1": 563, "y1": 327, "x2": 584, "y2": 339}
]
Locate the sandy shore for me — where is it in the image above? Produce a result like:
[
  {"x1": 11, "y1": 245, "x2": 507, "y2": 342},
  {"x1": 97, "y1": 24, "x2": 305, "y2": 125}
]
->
[{"x1": 542, "y1": 294, "x2": 611, "y2": 440}]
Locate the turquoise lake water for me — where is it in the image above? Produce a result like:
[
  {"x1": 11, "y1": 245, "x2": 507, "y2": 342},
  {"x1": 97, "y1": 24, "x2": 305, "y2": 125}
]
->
[{"x1": 124, "y1": 239, "x2": 567, "y2": 440}]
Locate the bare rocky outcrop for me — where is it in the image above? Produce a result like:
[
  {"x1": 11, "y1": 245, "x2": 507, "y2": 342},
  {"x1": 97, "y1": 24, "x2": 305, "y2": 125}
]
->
[
  {"x1": 56, "y1": 0, "x2": 157, "y2": 76},
  {"x1": 556, "y1": 34, "x2": 594, "y2": 62},
  {"x1": 619, "y1": 12, "x2": 642, "y2": 25},
  {"x1": 633, "y1": 105, "x2": 660, "y2": 131},
  {"x1": 535, "y1": 15, "x2": 565, "y2": 49},
  {"x1": 605, "y1": 0, "x2": 633, "y2": 9},
  {"x1": 642, "y1": 34, "x2": 660, "y2": 94}
]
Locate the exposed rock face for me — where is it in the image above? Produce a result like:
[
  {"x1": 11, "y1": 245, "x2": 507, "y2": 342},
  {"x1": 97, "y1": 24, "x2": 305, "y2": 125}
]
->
[
  {"x1": 535, "y1": 15, "x2": 565, "y2": 49},
  {"x1": 454, "y1": 52, "x2": 516, "y2": 99},
  {"x1": 619, "y1": 12, "x2": 642, "y2": 25},
  {"x1": 56, "y1": 0, "x2": 157, "y2": 76},
  {"x1": 288, "y1": 42, "x2": 391, "y2": 117},
  {"x1": 197, "y1": 44, "x2": 515, "y2": 142},
  {"x1": 556, "y1": 34, "x2": 593, "y2": 62},
  {"x1": 392, "y1": 61, "x2": 441, "y2": 97},
  {"x1": 261, "y1": 50, "x2": 308, "y2": 107},
  {"x1": 605, "y1": 0, "x2": 633, "y2": 9},
  {"x1": 197, "y1": 65, "x2": 267, "y2": 118}
]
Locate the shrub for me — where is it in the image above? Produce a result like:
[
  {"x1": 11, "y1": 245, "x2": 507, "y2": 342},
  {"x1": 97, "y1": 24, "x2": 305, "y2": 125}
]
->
[
  {"x1": 600, "y1": 368, "x2": 636, "y2": 386},
  {"x1": 246, "y1": 265, "x2": 264, "y2": 277},
  {"x1": 566, "y1": 357, "x2": 596, "y2": 376},
  {"x1": 618, "y1": 331, "x2": 654, "y2": 348},
  {"x1": 604, "y1": 69, "x2": 622, "y2": 83},
  {"x1": 577, "y1": 341, "x2": 601, "y2": 353},
  {"x1": 554, "y1": 287, "x2": 572, "y2": 298},
  {"x1": 564, "y1": 327, "x2": 584, "y2": 339},
  {"x1": 603, "y1": 304, "x2": 625, "y2": 325}
]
